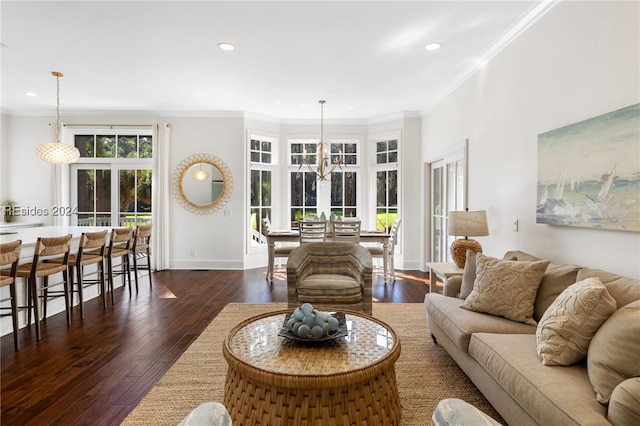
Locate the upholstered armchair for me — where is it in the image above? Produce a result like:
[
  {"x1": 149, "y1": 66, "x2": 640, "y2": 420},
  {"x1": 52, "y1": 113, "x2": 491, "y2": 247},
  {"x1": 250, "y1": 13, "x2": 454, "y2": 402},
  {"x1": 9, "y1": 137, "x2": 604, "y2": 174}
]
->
[{"x1": 286, "y1": 242, "x2": 373, "y2": 315}]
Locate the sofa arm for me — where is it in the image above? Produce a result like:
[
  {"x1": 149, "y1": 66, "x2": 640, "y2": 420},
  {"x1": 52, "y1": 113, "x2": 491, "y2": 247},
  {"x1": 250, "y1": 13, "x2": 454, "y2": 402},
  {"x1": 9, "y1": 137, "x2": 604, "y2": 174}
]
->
[{"x1": 443, "y1": 276, "x2": 463, "y2": 298}]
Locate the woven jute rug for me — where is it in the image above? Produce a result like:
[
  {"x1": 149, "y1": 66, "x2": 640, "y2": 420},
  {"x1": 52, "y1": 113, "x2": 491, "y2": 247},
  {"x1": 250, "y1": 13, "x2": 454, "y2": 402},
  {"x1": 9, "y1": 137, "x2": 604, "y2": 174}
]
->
[{"x1": 122, "y1": 303, "x2": 503, "y2": 425}]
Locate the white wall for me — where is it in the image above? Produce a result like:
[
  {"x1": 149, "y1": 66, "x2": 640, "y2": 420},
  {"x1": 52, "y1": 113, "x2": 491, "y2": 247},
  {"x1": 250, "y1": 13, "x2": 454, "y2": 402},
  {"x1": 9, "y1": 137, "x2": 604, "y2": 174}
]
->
[
  {"x1": 422, "y1": 1, "x2": 640, "y2": 278},
  {"x1": 1, "y1": 112, "x2": 424, "y2": 271},
  {"x1": 169, "y1": 116, "x2": 246, "y2": 269}
]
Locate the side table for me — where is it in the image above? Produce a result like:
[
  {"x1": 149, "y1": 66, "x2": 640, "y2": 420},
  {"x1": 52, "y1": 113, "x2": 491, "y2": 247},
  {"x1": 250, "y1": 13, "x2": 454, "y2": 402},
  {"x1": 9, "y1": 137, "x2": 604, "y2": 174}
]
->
[{"x1": 426, "y1": 262, "x2": 464, "y2": 294}]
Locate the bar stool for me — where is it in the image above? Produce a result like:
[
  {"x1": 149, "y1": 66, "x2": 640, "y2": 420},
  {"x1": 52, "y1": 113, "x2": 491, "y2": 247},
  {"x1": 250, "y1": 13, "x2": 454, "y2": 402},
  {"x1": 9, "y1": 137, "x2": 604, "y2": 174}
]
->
[
  {"x1": 16, "y1": 234, "x2": 72, "y2": 341},
  {"x1": 67, "y1": 230, "x2": 108, "y2": 318},
  {"x1": 105, "y1": 227, "x2": 133, "y2": 303},
  {"x1": 0, "y1": 240, "x2": 22, "y2": 351},
  {"x1": 130, "y1": 223, "x2": 152, "y2": 291}
]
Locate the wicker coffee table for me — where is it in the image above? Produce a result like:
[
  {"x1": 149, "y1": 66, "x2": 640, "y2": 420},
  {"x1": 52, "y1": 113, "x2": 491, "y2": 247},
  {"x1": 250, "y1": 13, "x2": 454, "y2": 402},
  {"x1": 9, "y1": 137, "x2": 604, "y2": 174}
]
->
[{"x1": 223, "y1": 309, "x2": 401, "y2": 425}]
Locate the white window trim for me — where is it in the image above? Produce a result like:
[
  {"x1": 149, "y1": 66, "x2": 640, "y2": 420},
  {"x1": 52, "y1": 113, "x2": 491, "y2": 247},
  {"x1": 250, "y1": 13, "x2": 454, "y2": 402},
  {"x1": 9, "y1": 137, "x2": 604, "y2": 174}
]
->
[
  {"x1": 247, "y1": 131, "x2": 280, "y2": 253},
  {"x1": 68, "y1": 127, "x2": 153, "y2": 227}
]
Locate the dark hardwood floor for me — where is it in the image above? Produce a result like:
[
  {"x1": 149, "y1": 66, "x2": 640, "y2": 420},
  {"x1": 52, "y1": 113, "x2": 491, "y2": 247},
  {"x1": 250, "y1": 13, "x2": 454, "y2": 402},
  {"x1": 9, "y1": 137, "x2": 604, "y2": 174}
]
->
[{"x1": 1, "y1": 267, "x2": 433, "y2": 426}]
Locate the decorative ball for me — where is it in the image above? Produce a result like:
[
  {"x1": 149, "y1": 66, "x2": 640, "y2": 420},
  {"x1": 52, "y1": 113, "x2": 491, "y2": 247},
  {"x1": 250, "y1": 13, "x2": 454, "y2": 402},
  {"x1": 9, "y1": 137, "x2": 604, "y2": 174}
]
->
[{"x1": 285, "y1": 302, "x2": 340, "y2": 340}]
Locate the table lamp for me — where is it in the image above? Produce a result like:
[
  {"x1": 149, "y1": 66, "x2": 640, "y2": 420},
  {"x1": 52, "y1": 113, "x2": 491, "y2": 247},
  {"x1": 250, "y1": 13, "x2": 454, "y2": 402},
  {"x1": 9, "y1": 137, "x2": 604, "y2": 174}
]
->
[{"x1": 447, "y1": 210, "x2": 489, "y2": 268}]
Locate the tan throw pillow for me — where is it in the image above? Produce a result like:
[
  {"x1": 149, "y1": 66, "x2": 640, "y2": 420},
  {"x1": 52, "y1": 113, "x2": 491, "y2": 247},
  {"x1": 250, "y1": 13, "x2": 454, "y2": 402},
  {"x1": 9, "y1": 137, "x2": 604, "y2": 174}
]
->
[
  {"x1": 459, "y1": 250, "x2": 478, "y2": 299},
  {"x1": 533, "y1": 263, "x2": 582, "y2": 322},
  {"x1": 536, "y1": 277, "x2": 616, "y2": 366},
  {"x1": 588, "y1": 300, "x2": 640, "y2": 404},
  {"x1": 460, "y1": 253, "x2": 549, "y2": 326},
  {"x1": 460, "y1": 251, "x2": 518, "y2": 299},
  {"x1": 607, "y1": 378, "x2": 640, "y2": 425}
]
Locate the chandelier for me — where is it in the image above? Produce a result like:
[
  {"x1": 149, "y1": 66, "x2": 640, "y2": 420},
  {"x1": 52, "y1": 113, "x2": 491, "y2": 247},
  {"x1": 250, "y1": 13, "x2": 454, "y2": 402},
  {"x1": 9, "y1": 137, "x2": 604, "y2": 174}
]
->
[
  {"x1": 35, "y1": 72, "x2": 80, "y2": 164},
  {"x1": 298, "y1": 100, "x2": 345, "y2": 181}
]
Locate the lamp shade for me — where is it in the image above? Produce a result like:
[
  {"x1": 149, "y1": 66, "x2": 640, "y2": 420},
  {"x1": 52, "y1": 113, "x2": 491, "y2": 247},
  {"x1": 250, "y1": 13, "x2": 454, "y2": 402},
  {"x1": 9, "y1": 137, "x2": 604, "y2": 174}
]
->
[{"x1": 447, "y1": 210, "x2": 489, "y2": 237}]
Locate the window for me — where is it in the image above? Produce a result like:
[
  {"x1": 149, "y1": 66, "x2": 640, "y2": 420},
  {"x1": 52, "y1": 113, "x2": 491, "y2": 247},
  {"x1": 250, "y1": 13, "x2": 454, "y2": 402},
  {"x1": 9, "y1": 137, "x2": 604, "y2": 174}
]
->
[
  {"x1": 249, "y1": 135, "x2": 276, "y2": 246},
  {"x1": 289, "y1": 139, "x2": 359, "y2": 225},
  {"x1": 373, "y1": 138, "x2": 398, "y2": 231},
  {"x1": 70, "y1": 130, "x2": 153, "y2": 227},
  {"x1": 330, "y1": 171, "x2": 357, "y2": 218}
]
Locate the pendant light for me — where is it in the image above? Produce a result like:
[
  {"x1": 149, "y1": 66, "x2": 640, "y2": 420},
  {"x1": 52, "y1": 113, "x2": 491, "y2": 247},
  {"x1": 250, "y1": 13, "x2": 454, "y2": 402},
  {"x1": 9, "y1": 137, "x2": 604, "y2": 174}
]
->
[
  {"x1": 192, "y1": 164, "x2": 209, "y2": 181},
  {"x1": 297, "y1": 100, "x2": 345, "y2": 181},
  {"x1": 35, "y1": 72, "x2": 80, "y2": 164}
]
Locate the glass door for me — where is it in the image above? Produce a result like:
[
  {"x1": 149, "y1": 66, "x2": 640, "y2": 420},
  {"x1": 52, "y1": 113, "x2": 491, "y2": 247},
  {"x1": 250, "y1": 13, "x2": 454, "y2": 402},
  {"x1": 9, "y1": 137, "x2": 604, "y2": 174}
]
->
[{"x1": 429, "y1": 145, "x2": 466, "y2": 263}]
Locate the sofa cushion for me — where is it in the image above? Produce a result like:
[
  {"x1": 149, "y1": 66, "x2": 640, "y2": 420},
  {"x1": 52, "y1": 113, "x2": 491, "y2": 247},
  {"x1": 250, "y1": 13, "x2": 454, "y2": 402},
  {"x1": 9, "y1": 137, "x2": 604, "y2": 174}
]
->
[
  {"x1": 297, "y1": 274, "x2": 362, "y2": 304},
  {"x1": 607, "y1": 378, "x2": 640, "y2": 425},
  {"x1": 468, "y1": 333, "x2": 609, "y2": 425},
  {"x1": 576, "y1": 267, "x2": 640, "y2": 309},
  {"x1": 460, "y1": 254, "x2": 549, "y2": 326},
  {"x1": 424, "y1": 293, "x2": 534, "y2": 353},
  {"x1": 588, "y1": 300, "x2": 640, "y2": 404},
  {"x1": 536, "y1": 277, "x2": 616, "y2": 366}
]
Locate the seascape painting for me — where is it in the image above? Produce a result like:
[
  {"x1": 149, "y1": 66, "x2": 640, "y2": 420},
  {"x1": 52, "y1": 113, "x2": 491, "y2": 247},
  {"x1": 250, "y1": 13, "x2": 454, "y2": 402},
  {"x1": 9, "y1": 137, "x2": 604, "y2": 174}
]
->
[{"x1": 537, "y1": 103, "x2": 640, "y2": 232}]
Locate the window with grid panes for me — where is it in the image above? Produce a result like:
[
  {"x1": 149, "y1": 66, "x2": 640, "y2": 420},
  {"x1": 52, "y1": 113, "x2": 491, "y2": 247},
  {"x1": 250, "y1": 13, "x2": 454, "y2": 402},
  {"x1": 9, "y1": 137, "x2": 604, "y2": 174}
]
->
[
  {"x1": 71, "y1": 131, "x2": 152, "y2": 227},
  {"x1": 289, "y1": 139, "x2": 359, "y2": 224},
  {"x1": 249, "y1": 136, "x2": 275, "y2": 246},
  {"x1": 374, "y1": 138, "x2": 398, "y2": 231}
]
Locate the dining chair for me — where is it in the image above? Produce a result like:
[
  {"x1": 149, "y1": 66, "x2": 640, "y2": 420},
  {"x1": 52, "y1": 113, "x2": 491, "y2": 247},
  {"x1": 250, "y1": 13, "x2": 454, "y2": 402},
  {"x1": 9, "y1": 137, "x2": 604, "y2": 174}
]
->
[
  {"x1": 368, "y1": 217, "x2": 401, "y2": 282},
  {"x1": 131, "y1": 223, "x2": 153, "y2": 291},
  {"x1": 262, "y1": 217, "x2": 295, "y2": 273},
  {"x1": 16, "y1": 234, "x2": 72, "y2": 341},
  {"x1": 331, "y1": 219, "x2": 361, "y2": 243},
  {"x1": 67, "y1": 230, "x2": 108, "y2": 319},
  {"x1": 105, "y1": 227, "x2": 133, "y2": 303},
  {"x1": 298, "y1": 220, "x2": 327, "y2": 244},
  {"x1": 0, "y1": 240, "x2": 22, "y2": 350}
]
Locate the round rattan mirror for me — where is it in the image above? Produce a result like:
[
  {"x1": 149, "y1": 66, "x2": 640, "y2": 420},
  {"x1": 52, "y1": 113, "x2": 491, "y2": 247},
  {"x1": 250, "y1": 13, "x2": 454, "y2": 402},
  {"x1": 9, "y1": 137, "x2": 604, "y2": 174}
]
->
[{"x1": 172, "y1": 153, "x2": 233, "y2": 214}]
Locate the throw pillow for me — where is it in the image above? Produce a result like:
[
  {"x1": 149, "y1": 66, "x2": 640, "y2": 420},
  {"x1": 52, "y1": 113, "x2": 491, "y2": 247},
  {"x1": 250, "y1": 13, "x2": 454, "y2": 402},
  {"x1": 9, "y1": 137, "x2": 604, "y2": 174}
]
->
[
  {"x1": 536, "y1": 277, "x2": 616, "y2": 366},
  {"x1": 460, "y1": 253, "x2": 549, "y2": 326},
  {"x1": 459, "y1": 249, "x2": 478, "y2": 299},
  {"x1": 459, "y1": 251, "x2": 518, "y2": 300},
  {"x1": 607, "y1": 378, "x2": 640, "y2": 425},
  {"x1": 533, "y1": 263, "x2": 582, "y2": 322},
  {"x1": 588, "y1": 300, "x2": 640, "y2": 404}
]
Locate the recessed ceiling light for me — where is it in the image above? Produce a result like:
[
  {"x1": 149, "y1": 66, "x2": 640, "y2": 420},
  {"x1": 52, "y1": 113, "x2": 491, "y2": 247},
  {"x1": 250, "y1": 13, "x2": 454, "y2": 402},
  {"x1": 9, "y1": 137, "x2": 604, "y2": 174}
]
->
[
  {"x1": 218, "y1": 42, "x2": 235, "y2": 51},
  {"x1": 25, "y1": 92, "x2": 37, "y2": 97},
  {"x1": 425, "y1": 43, "x2": 441, "y2": 51}
]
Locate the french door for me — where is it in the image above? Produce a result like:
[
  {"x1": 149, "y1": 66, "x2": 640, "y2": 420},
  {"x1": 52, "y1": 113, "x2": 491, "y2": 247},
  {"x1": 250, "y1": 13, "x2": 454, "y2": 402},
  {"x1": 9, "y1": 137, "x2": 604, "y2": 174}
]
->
[
  {"x1": 70, "y1": 164, "x2": 152, "y2": 227},
  {"x1": 429, "y1": 145, "x2": 466, "y2": 263}
]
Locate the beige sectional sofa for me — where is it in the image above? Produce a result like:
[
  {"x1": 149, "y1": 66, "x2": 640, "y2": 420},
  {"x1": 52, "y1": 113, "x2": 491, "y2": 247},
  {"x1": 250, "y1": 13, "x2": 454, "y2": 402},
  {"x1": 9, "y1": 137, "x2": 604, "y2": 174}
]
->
[{"x1": 424, "y1": 250, "x2": 640, "y2": 426}]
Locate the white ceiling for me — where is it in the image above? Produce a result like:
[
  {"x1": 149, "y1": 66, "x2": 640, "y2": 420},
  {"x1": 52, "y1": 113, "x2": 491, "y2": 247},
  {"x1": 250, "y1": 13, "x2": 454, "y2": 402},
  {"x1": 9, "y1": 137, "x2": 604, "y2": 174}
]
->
[{"x1": 1, "y1": 1, "x2": 553, "y2": 120}]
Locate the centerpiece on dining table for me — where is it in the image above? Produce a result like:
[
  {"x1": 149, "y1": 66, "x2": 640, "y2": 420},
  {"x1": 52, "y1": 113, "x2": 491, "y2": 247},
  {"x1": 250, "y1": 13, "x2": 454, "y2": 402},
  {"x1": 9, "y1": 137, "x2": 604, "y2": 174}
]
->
[{"x1": 279, "y1": 303, "x2": 348, "y2": 341}]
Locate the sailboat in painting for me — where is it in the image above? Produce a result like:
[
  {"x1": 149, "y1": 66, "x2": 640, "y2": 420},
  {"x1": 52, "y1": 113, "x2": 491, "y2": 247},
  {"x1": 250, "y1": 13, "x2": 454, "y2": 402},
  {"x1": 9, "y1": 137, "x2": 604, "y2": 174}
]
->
[
  {"x1": 587, "y1": 165, "x2": 616, "y2": 204},
  {"x1": 538, "y1": 170, "x2": 566, "y2": 214}
]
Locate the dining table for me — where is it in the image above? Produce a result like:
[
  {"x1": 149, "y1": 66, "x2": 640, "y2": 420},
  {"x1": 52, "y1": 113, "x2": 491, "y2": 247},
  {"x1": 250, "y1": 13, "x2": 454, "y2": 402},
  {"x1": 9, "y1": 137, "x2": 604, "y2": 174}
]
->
[{"x1": 266, "y1": 229, "x2": 391, "y2": 283}]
